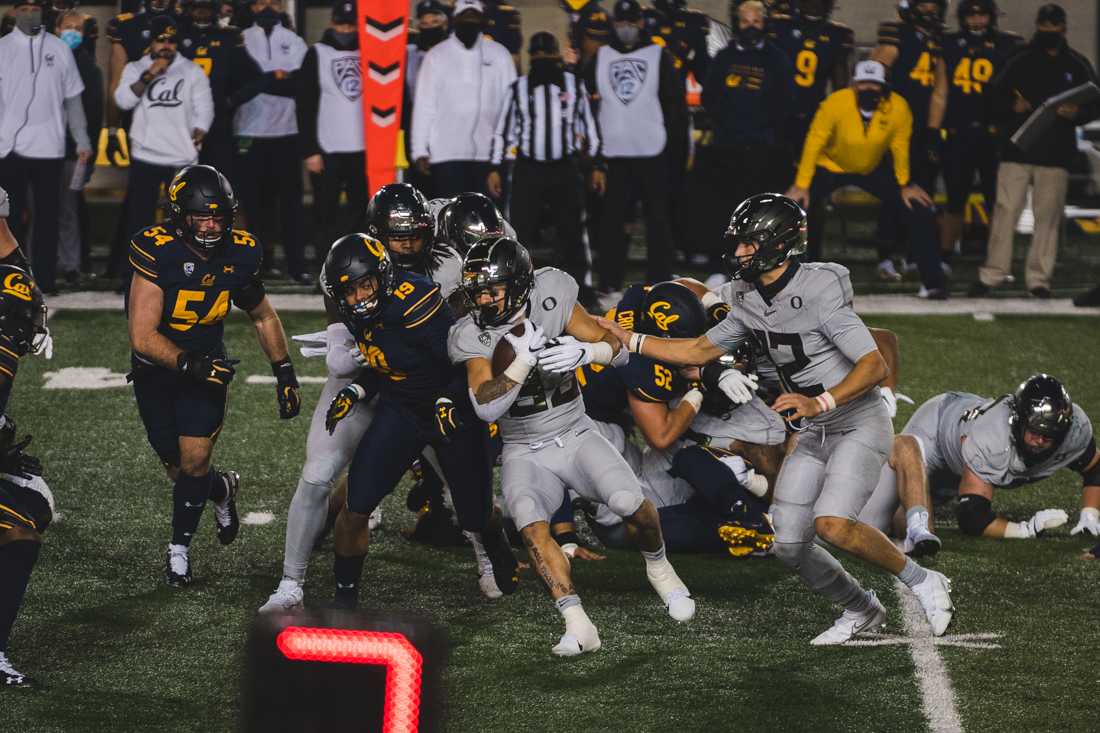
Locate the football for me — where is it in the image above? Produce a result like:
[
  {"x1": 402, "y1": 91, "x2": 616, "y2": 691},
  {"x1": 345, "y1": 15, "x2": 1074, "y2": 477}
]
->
[{"x1": 491, "y1": 321, "x2": 527, "y2": 376}]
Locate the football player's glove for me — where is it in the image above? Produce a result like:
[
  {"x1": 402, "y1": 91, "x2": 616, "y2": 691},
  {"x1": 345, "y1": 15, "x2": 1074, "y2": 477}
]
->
[
  {"x1": 272, "y1": 358, "x2": 301, "y2": 419},
  {"x1": 325, "y1": 383, "x2": 366, "y2": 435},
  {"x1": 1070, "y1": 508, "x2": 1100, "y2": 537},
  {"x1": 0, "y1": 186, "x2": 8, "y2": 217},
  {"x1": 0, "y1": 434, "x2": 42, "y2": 480},
  {"x1": 178, "y1": 352, "x2": 238, "y2": 387},
  {"x1": 701, "y1": 361, "x2": 758, "y2": 406},
  {"x1": 503, "y1": 320, "x2": 545, "y2": 368},
  {"x1": 537, "y1": 335, "x2": 608, "y2": 373},
  {"x1": 434, "y1": 397, "x2": 462, "y2": 442}
]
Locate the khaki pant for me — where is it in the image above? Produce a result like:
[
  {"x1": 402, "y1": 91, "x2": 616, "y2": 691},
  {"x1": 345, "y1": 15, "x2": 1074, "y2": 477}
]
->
[{"x1": 979, "y1": 161, "x2": 1069, "y2": 290}]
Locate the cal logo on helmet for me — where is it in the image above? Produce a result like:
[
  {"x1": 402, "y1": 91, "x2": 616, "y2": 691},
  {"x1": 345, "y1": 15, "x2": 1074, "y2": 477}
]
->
[
  {"x1": 647, "y1": 300, "x2": 679, "y2": 332},
  {"x1": 362, "y1": 234, "x2": 387, "y2": 261},
  {"x1": 2, "y1": 271, "x2": 34, "y2": 302},
  {"x1": 168, "y1": 180, "x2": 187, "y2": 201}
]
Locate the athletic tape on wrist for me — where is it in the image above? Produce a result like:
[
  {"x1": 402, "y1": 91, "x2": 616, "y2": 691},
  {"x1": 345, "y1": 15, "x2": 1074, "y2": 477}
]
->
[
  {"x1": 815, "y1": 391, "x2": 836, "y2": 413},
  {"x1": 503, "y1": 357, "x2": 533, "y2": 385}
]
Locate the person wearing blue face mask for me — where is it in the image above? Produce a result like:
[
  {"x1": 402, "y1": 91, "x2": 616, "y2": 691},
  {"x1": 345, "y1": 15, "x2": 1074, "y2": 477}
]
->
[{"x1": 54, "y1": 8, "x2": 102, "y2": 287}]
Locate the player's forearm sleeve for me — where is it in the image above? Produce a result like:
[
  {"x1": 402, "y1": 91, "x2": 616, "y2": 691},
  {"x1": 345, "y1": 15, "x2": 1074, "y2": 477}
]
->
[
  {"x1": 64, "y1": 95, "x2": 91, "y2": 152},
  {"x1": 470, "y1": 383, "x2": 521, "y2": 423}
]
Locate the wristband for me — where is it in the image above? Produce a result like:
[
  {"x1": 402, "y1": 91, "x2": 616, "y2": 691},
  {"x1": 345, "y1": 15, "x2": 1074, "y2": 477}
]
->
[
  {"x1": 681, "y1": 388, "x2": 703, "y2": 413},
  {"x1": 348, "y1": 383, "x2": 367, "y2": 401},
  {"x1": 590, "y1": 340, "x2": 614, "y2": 366},
  {"x1": 700, "y1": 291, "x2": 722, "y2": 310},
  {"x1": 628, "y1": 332, "x2": 647, "y2": 354},
  {"x1": 503, "y1": 357, "x2": 533, "y2": 385},
  {"x1": 555, "y1": 531, "x2": 581, "y2": 547},
  {"x1": 815, "y1": 391, "x2": 836, "y2": 414},
  {"x1": 271, "y1": 357, "x2": 294, "y2": 378}
]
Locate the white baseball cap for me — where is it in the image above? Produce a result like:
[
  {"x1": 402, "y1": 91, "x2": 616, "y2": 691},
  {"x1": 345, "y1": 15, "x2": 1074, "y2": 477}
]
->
[
  {"x1": 453, "y1": 0, "x2": 485, "y2": 15},
  {"x1": 853, "y1": 60, "x2": 887, "y2": 85}
]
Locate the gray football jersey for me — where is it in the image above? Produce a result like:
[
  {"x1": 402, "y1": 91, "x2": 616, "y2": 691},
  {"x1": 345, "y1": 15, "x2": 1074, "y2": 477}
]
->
[
  {"x1": 427, "y1": 247, "x2": 463, "y2": 299},
  {"x1": 932, "y1": 392, "x2": 1094, "y2": 487},
  {"x1": 448, "y1": 267, "x2": 585, "y2": 444},
  {"x1": 707, "y1": 262, "x2": 879, "y2": 425}
]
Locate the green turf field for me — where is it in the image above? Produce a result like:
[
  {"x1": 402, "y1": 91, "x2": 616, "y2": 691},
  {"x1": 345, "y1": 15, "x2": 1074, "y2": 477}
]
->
[{"x1": 4, "y1": 309, "x2": 1098, "y2": 732}]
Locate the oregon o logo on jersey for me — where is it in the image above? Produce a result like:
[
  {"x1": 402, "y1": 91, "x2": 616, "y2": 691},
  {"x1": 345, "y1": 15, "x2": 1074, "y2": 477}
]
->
[
  {"x1": 331, "y1": 57, "x2": 362, "y2": 101},
  {"x1": 647, "y1": 301, "x2": 679, "y2": 332},
  {"x1": 609, "y1": 58, "x2": 648, "y2": 105}
]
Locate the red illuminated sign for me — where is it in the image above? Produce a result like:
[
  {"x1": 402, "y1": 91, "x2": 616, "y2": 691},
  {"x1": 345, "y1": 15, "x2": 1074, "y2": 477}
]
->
[{"x1": 276, "y1": 627, "x2": 423, "y2": 733}]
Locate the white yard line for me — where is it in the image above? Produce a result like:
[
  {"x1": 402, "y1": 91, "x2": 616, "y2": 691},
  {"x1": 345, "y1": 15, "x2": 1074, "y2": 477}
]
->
[
  {"x1": 42, "y1": 291, "x2": 1100, "y2": 316},
  {"x1": 894, "y1": 578, "x2": 965, "y2": 733}
]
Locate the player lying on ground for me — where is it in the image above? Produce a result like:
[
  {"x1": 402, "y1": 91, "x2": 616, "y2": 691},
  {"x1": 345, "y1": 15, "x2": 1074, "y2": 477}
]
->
[
  {"x1": 858, "y1": 374, "x2": 1100, "y2": 555},
  {"x1": 449, "y1": 236, "x2": 695, "y2": 656},
  {"x1": 127, "y1": 164, "x2": 300, "y2": 587},
  {"x1": 319, "y1": 234, "x2": 517, "y2": 609},
  {"x1": 603, "y1": 193, "x2": 955, "y2": 645}
]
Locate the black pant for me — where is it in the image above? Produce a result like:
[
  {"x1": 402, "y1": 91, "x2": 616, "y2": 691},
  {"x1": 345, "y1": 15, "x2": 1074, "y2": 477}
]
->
[
  {"x1": 0, "y1": 154, "x2": 63, "y2": 291},
  {"x1": 599, "y1": 155, "x2": 673, "y2": 290},
  {"x1": 199, "y1": 125, "x2": 236, "y2": 188},
  {"x1": 509, "y1": 157, "x2": 587, "y2": 285},
  {"x1": 688, "y1": 143, "x2": 793, "y2": 269},
  {"x1": 429, "y1": 160, "x2": 490, "y2": 199},
  {"x1": 877, "y1": 131, "x2": 941, "y2": 256},
  {"x1": 315, "y1": 151, "x2": 367, "y2": 267},
  {"x1": 942, "y1": 125, "x2": 998, "y2": 215},
  {"x1": 808, "y1": 163, "x2": 944, "y2": 291},
  {"x1": 124, "y1": 159, "x2": 178, "y2": 250},
  {"x1": 236, "y1": 136, "x2": 306, "y2": 278}
]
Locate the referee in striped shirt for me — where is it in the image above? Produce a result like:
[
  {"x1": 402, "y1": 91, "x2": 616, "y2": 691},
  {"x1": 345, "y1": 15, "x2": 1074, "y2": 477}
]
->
[{"x1": 488, "y1": 31, "x2": 601, "y2": 297}]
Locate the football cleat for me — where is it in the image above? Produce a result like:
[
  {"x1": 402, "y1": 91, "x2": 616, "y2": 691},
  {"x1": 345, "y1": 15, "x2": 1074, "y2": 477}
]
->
[
  {"x1": 552, "y1": 623, "x2": 602, "y2": 657},
  {"x1": 478, "y1": 573, "x2": 503, "y2": 600},
  {"x1": 718, "y1": 522, "x2": 775, "y2": 558},
  {"x1": 903, "y1": 527, "x2": 942, "y2": 558},
  {"x1": 258, "y1": 579, "x2": 305, "y2": 614},
  {"x1": 165, "y1": 546, "x2": 192, "y2": 587},
  {"x1": 910, "y1": 569, "x2": 954, "y2": 636},
  {"x1": 368, "y1": 506, "x2": 382, "y2": 532},
  {"x1": 0, "y1": 653, "x2": 31, "y2": 688},
  {"x1": 811, "y1": 591, "x2": 886, "y2": 646},
  {"x1": 213, "y1": 470, "x2": 240, "y2": 546},
  {"x1": 480, "y1": 528, "x2": 519, "y2": 595},
  {"x1": 646, "y1": 563, "x2": 695, "y2": 622}
]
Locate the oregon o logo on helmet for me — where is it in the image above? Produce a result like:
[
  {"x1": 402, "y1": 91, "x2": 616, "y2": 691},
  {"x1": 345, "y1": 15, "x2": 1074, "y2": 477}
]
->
[
  {"x1": 791, "y1": 296, "x2": 803, "y2": 309},
  {"x1": 542, "y1": 297, "x2": 557, "y2": 311},
  {"x1": 2, "y1": 272, "x2": 33, "y2": 302},
  {"x1": 647, "y1": 300, "x2": 680, "y2": 331}
]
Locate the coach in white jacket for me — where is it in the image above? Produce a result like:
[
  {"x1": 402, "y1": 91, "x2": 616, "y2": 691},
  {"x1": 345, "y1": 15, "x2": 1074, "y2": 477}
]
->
[
  {"x1": 115, "y1": 16, "x2": 214, "y2": 240},
  {"x1": 411, "y1": 0, "x2": 515, "y2": 198}
]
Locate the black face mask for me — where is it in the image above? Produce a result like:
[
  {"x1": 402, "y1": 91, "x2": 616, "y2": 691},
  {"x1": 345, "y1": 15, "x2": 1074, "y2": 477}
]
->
[
  {"x1": 737, "y1": 26, "x2": 764, "y2": 48},
  {"x1": 857, "y1": 89, "x2": 882, "y2": 113},
  {"x1": 1032, "y1": 30, "x2": 1064, "y2": 51},
  {"x1": 331, "y1": 29, "x2": 356, "y2": 47},
  {"x1": 529, "y1": 57, "x2": 564, "y2": 87},
  {"x1": 454, "y1": 21, "x2": 480, "y2": 48},
  {"x1": 417, "y1": 25, "x2": 446, "y2": 51},
  {"x1": 255, "y1": 7, "x2": 280, "y2": 32}
]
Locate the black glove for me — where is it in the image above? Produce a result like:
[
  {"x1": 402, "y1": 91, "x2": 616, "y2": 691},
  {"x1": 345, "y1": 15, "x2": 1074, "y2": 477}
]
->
[
  {"x1": 272, "y1": 358, "x2": 301, "y2": 419},
  {"x1": 326, "y1": 383, "x2": 365, "y2": 435},
  {"x1": 106, "y1": 128, "x2": 126, "y2": 167},
  {"x1": 0, "y1": 434, "x2": 42, "y2": 480},
  {"x1": 434, "y1": 397, "x2": 462, "y2": 443},
  {"x1": 177, "y1": 352, "x2": 238, "y2": 386}
]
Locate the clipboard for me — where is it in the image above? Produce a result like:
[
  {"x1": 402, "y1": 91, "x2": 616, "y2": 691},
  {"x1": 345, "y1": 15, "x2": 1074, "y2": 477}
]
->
[{"x1": 1009, "y1": 82, "x2": 1100, "y2": 152}]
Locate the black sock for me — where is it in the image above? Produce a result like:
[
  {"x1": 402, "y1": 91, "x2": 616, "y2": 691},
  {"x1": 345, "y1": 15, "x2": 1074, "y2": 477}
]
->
[
  {"x1": 208, "y1": 470, "x2": 228, "y2": 504},
  {"x1": 171, "y1": 470, "x2": 214, "y2": 546},
  {"x1": 333, "y1": 553, "x2": 366, "y2": 602},
  {"x1": 0, "y1": 540, "x2": 42, "y2": 652}
]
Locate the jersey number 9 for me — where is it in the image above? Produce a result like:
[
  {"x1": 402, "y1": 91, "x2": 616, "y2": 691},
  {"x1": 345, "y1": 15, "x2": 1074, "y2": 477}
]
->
[{"x1": 795, "y1": 50, "x2": 818, "y2": 88}]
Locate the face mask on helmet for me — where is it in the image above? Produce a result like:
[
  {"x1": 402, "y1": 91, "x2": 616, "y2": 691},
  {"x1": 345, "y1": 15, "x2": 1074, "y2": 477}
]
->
[
  {"x1": 460, "y1": 239, "x2": 534, "y2": 328},
  {"x1": 1010, "y1": 375, "x2": 1074, "y2": 463},
  {"x1": 462, "y1": 277, "x2": 517, "y2": 328},
  {"x1": 183, "y1": 212, "x2": 233, "y2": 252},
  {"x1": 340, "y1": 274, "x2": 384, "y2": 323},
  {"x1": 0, "y1": 269, "x2": 46, "y2": 356}
]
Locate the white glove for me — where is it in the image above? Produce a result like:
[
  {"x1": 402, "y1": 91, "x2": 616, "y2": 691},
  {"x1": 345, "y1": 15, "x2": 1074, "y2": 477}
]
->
[
  {"x1": 537, "y1": 335, "x2": 611, "y2": 373},
  {"x1": 1070, "y1": 508, "x2": 1100, "y2": 536},
  {"x1": 33, "y1": 327, "x2": 53, "y2": 360},
  {"x1": 1026, "y1": 508, "x2": 1069, "y2": 537},
  {"x1": 716, "y1": 369, "x2": 759, "y2": 405},
  {"x1": 291, "y1": 330, "x2": 329, "y2": 350},
  {"x1": 881, "y1": 386, "x2": 898, "y2": 419},
  {"x1": 0, "y1": 187, "x2": 8, "y2": 218},
  {"x1": 503, "y1": 321, "x2": 545, "y2": 368}
]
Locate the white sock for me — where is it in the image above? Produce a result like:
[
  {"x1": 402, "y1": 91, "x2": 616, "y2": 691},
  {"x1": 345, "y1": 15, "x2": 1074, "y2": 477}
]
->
[
  {"x1": 168, "y1": 543, "x2": 188, "y2": 557},
  {"x1": 906, "y1": 507, "x2": 930, "y2": 534}
]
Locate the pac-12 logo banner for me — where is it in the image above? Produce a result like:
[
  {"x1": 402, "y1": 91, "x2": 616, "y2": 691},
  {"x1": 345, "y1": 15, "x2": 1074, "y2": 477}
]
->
[
  {"x1": 332, "y1": 57, "x2": 362, "y2": 101},
  {"x1": 360, "y1": 0, "x2": 408, "y2": 194},
  {"x1": 609, "y1": 58, "x2": 648, "y2": 105}
]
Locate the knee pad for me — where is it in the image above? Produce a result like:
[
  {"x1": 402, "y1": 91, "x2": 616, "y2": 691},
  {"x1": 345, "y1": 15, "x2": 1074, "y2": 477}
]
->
[
  {"x1": 957, "y1": 494, "x2": 995, "y2": 536},
  {"x1": 607, "y1": 489, "x2": 643, "y2": 519},
  {"x1": 772, "y1": 540, "x2": 808, "y2": 570}
]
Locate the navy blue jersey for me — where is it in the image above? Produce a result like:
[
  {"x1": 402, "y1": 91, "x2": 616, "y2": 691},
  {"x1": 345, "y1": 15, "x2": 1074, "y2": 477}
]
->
[
  {"x1": 941, "y1": 30, "x2": 1024, "y2": 130},
  {"x1": 878, "y1": 20, "x2": 941, "y2": 129},
  {"x1": 0, "y1": 335, "x2": 19, "y2": 386},
  {"x1": 108, "y1": 11, "x2": 160, "y2": 62},
  {"x1": 177, "y1": 22, "x2": 245, "y2": 120},
  {"x1": 768, "y1": 16, "x2": 854, "y2": 119},
  {"x1": 351, "y1": 270, "x2": 460, "y2": 417},
  {"x1": 643, "y1": 7, "x2": 710, "y2": 83},
  {"x1": 483, "y1": 1, "x2": 523, "y2": 55},
  {"x1": 129, "y1": 225, "x2": 264, "y2": 357}
]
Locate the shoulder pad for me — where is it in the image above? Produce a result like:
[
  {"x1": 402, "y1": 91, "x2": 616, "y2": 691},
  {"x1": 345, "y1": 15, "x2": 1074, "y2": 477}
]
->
[
  {"x1": 622, "y1": 355, "x2": 676, "y2": 403},
  {"x1": 391, "y1": 272, "x2": 445, "y2": 329},
  {"x1": 129, "y1": 226, "x2": 179, "y2": 280},
  {"x1": 447, "y1": 315, "x2": 493, "y2": 363},
  {"x1": 802, "y1": 262, "x2": 854, "y2": 310}
]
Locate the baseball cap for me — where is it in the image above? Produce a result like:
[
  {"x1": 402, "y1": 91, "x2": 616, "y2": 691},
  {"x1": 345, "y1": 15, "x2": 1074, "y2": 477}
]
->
[
  {"x1": 853, "y1": 60, "x2": 887, "y2": 85},
  {"x1": 150, "y1": 14, "x2": 178, "y2": 42},
  {"x1": 453, "y1": 0, "x2": 484, "y2": 17},
  {"x1": 416, "y1": 0, "x2": 448, "y2": 18},
  {"x1": 331, "y1": 0, "x2": 355, "y2": 24},
  {"x1": 1036, "y1": 3, "x2": 1066, "y2": 25},
  {"x1": 613, "y1": 0, "x2": 642, "y2": 22}
]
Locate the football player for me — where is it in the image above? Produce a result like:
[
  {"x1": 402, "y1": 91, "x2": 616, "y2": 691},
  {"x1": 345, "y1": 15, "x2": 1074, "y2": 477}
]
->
[
  {"x1": 859, "y1": 375, "x2": 1100, "y2": 555},
  {"x1": 766, "y1": 0, "x2": 854, "y2": 157},
  {"x1": 127, "y1": 164, "x2": 301, "y2": 587},
  {"x1": 0, "y1": 262, "x2": 52, "y2": 688},
  {"x1": 604, "y1": 193, "x2": 954, "y2": 645},
  {"x1": 644, "y1": 0, "x2": 710, "y2": 87},
  {"x1": 450, "y1": 236, "x2": 695, "y2": 657},
  {"x1": 319, "y1": 234, "x2": 516, "y2": 609},
  {"x1": 938, "y1": 0, "x2": 1023, "y2": 255},
  {"x1": 433, "y1": 191, "x2": 515, "y2": 253}
]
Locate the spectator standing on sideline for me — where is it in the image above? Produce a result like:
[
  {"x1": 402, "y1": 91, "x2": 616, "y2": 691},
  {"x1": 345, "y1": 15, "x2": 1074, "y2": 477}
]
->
[
  {"x1": 404, "y1": 0, "x2": 450, "y2": 197},
  {"x1": 411, "y1": 0, "x2": 516, "y2": 198},
  {"x1": 694, "y1": 0, "x2": 794, "y2": 273},
  {"x1": 0, "y1": 0, "x2": 90, "y2": 294},
  {"x1": 296, "y1": 0, "x2": 367, "y2": 267},
  {"x1": 970, "y1": 4, "x2": 1099, "y2": 300},
  {"x1": 115, "y1": 16, "x2": 214, "y2": 244},
  {"x1": 786, "y1": 60, "x2": 946, "y2": 299},
  {"x1": 55, "y1": 8, "x2": 102, "y2": 287},
  {"x1": 938, "y1": 0, "x2": 1023, "y2": 260},
  {"x1": 488, "y1": 31, "x2": 600, "y2": 301},
  {"x1": 234, "y1": 0, "x2": 308, "y2": 283},
  {"x1": 583, "y1": 0, "x2": 687, "y2": 297},
  {"x1": 482, "y1": 0, "x2": 523, "y2": 68}
]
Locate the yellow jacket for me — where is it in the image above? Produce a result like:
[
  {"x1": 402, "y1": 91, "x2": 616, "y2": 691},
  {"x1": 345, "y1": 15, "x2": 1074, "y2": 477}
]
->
[{"x1": 794, "y1": 88, "x2": 913, "y2": 189}]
